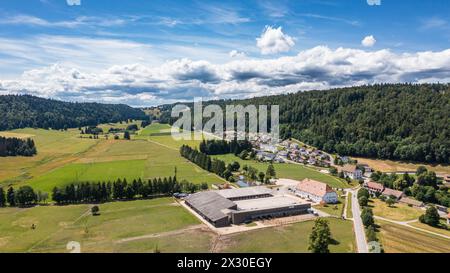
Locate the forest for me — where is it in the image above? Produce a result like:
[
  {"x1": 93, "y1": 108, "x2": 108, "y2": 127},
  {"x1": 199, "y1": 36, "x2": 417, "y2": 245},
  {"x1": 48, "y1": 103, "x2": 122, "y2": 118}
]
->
[
  {"x1": 0, "y1": 95, "x2": 147, "y2": 130},
  {"x1": 162, "y1": 84, "x2": 450, "y2": 164},
  {"x1": 0, "y1": 136, "x2": 37, "y2": 157}
]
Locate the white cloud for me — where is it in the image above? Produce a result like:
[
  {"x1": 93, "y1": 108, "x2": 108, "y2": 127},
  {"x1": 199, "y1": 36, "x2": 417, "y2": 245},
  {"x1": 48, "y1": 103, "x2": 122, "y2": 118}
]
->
[
  {"x1": 229, "y1": 50, "x2": 246, "y2": 58},
  {"x1": 362, "y1": 35, "x2": 376, "y2": 47},
  {"x1": 0, "y1": 15, "x2": 128, "y2": 28},
  {"x1": 256, "y1": 26, "x2": 295, "y2": 55},
  {"x1": 1, "y1": 46, "x2": 450, "y2": 106}
]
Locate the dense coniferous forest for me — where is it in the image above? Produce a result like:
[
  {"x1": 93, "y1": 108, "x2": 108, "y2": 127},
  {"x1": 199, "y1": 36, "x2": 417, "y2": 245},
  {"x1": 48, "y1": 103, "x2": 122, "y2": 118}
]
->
[
  {"x1": 163, "y1": 84, "x2": 450, "y2": 164},
  {"x1": 0, "y1": 137, "x2": 37, "y2": 156},
  {"x1": 0, "y1": 95, "x2": 147, "y2": 130},
  {"x1": 199, "y1": 139, "x2": 252, "y2": 155}
]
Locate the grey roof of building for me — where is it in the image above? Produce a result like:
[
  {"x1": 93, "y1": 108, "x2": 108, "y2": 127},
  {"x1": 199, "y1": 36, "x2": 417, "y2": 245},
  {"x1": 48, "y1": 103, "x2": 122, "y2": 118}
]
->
[
  {"x1": 185, "y1": 191, "x2": 236, "y2": 222},
  {"x1": 215, "y1": 186, "x2": 273, "y2": 199}
]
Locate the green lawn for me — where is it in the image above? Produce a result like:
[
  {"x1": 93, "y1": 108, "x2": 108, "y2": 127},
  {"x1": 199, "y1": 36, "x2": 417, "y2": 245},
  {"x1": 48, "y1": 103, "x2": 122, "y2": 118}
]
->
[
  {"x1": 409, "y1": 220, "x2": 450, "y2": 237},
  {"x1": 214, "y1": 154, "x2": 350, "y2": 188},
  {"x1": 370, "y1": 198, "x2": 423, "y2": 221},
  {"x1": 0, "y1": 198, "x2": 201, "y2": 253},
  {"x1": 346, "y1": 192, "x2": 353, "y2": 219},
  {"x1": 222, "y1": 218, "x2": 355, "y2": 253}
]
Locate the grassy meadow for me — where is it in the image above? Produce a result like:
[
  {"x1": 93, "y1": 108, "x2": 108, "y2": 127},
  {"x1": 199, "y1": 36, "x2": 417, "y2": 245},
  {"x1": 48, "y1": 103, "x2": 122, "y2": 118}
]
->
[
  {"x1": 377, "y1": 220, "x2": 450, "y2": 253},
  {"x1": 0, "y1": 123, "x2": 223, "y2": 192}
]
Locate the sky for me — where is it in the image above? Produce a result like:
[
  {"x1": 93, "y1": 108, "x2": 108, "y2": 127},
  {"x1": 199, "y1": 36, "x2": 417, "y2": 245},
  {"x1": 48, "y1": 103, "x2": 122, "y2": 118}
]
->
[{"x1": 0, "y1": 0, "x2": 449, "y2": 106}]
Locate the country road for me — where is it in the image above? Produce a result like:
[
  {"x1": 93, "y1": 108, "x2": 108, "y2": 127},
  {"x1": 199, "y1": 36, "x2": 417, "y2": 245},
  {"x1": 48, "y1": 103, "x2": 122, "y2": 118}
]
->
[{"x1": 350, "y1": 190, "x2": 368, "y2": 253}]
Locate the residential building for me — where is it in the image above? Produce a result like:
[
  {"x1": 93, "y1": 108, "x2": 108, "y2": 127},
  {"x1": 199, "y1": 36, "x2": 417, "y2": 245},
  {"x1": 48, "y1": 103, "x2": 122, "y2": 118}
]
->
[
  {"x1": 364, "y1": 181, "x2": 385, "y2": 195},
  {"x1": 295, "y1": 178, "x2": 338, "y2": 204},
  {"x1": 342, "y1": 164, "x2": 363, "y2": 180}
]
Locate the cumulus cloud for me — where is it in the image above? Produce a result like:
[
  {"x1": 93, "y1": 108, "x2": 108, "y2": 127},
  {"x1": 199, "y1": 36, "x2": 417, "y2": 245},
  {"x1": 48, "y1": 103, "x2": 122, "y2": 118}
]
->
[
  {"x1": 362, "y1": 35, "x2": 376, "y2": 47},
  {"x1": 1, "y1": 46, "x2": 450, "y2": 106},
  {"x1": 256, "y1": 26, "x2": 295, "y2": 55}
]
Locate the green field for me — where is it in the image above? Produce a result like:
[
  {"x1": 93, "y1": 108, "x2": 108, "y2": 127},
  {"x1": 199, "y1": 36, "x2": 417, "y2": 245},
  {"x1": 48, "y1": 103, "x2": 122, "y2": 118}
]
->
[
  {"x1": 213, "y1": 154, "x2": 350, "y2": 188},
  {"x1": 377, "y1": 220, "x2": 450, "y2": 253},
  {"x1": 1, "y1": 123, "x2": 223, "y2": 192},
  {"x1": 221, "y1": 218, "x2": 355, "y2": 253},
  {"x1": 370, "y1": 199, "x2": 423, "y2": 222},
  {"x1": 0, "y1": 198, "x2": 201, "y2": 253}
]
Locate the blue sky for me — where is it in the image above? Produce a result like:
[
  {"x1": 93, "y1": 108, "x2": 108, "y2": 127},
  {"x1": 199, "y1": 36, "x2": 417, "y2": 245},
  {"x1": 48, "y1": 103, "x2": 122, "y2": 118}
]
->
[{"x1": 0, "y1": 0, "x2": 449, "y2": 106}]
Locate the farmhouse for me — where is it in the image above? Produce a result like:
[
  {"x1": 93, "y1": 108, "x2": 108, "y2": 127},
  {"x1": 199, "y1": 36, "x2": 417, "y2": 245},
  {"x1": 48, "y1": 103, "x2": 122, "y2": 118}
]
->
[
  {"x1": 364, "y1": 181, "x2": 384, "y2": 195},
  {"x1": 294, "y1": 178, "x2": 338, "y2": 204},
  {"x1": 382, "y1": 188, "x2": 404, "y2": 200},
  {"x1": 342, "y1": 164, "x2": 363, "y2": 180},
  {"x1": 185, "y1": 187, "x2": 310, "y2": 227},
  {"x1": 363, "y1": 181, "x2": 404, "y2": 200}
]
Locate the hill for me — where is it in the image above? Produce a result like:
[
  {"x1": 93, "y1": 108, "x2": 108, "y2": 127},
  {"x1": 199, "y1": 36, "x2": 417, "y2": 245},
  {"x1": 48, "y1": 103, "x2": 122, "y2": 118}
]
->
[
  {"x1": 0, "y1": 95, "x2": 147, "y2": 130},
  {"x1": 161, "y1": 84, "x2": 450, "y2": 164}
]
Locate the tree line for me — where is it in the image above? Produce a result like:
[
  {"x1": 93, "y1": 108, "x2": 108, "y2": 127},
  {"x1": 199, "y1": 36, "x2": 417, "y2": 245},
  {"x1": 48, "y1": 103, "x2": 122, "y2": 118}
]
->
[
  {"x1": 52, "y1": 176, "x2": 207, "y2": 205},
  {"x1": 199, "y1": 139, "x2": 252, "y2": 155},
  {"x1": 180, "y1": 145, "x2": 228, "y2": 178},
  {"x1": 0, "y1": 137, "x2": 37, "y2": 157},
  {"x1": 0, "y1": 176, "x2": 206, "y2": 207},
  {"x1": 0, "y1": 94, "x2": 147, "y2": 130},
  {"x1": 162, "y1": 84, "x2": 450, "y2": 164}
]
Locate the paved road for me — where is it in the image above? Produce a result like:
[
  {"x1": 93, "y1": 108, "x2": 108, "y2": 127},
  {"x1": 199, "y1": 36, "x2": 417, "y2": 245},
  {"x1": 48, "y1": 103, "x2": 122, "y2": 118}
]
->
[{"x1": 350, "y1": 190, "x2": 368, "y2": 253}]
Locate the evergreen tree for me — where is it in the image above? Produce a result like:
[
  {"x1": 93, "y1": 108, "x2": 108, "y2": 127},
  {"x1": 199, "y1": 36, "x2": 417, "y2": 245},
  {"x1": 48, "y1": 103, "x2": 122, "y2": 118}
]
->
[
  {"x1": 6, "y1": 187, "x2": 15, "y2": 207},
  {"x1": 308, "y1": 218, "x2": 332, "y2": 253},
  {"x1": 0, "y1": 187, "x2": 5, "y2": 207}
]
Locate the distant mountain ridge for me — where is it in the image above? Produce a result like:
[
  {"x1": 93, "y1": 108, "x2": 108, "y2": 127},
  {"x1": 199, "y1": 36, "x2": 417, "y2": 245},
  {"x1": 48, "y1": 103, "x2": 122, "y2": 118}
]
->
[{"x1": 0, "y1": 95, "x2": 147, "y2": 131}]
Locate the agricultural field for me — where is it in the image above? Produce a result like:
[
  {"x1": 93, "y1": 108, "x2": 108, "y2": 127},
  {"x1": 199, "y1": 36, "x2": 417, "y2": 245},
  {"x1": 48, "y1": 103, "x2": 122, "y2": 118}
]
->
[
  {"x1": 369, "y1": 199, "x2": 423, "y2": 222},
  {"x1": 0, "y1": 123, "x2": 223, "y2": 193},
  {"x1": 409, "y1": 221, "x2": 450, "y2": 237},
  {"x1": 219, "y1": 218, "x2": 355, "y2": 253},
  {"x1": 213, "y1": 154, "x2": 351, "y2": 189},
  {"x1": 0, "y1": 197, "x2": 201, "y2": 253},
  {"x1": 377, "y1": 220, "x2": 450, "y2": 253},
  {"x1": 354, "y1": 157, "x2": 450, "y2": 175}
]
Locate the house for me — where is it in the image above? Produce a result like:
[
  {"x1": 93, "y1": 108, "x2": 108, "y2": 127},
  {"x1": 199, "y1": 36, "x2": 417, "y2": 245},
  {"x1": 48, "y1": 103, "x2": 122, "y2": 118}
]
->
[
  {"x1": 342, "y1": 165, "x2": 363, "y2": 180},
  {"x1": 364, "y1": 181, "x2": 404, "y2": 200},
  {"x1": 364, "y1": 181, "x2": 384, "y2": 195},
  {"x1": 295, "y1": 178, "x2": 338, "y2": 204},
  {"x1": 381, "y1": 188, "x2": 404, "y2": 200},
  {"x1": 399, "y1": 197, "x2": 424, "y2": 208}
]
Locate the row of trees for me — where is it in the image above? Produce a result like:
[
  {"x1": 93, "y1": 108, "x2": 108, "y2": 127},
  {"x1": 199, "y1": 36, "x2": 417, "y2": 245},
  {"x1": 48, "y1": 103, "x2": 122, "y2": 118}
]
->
[
  {"x1": 199, "y1": 139, "x2": 252, "y2": 155},
  {"x1": 357, "y1": 188, "x2": 382, "y2": 251},
  {"x1": 180, "y1": 145, "x2": 228, "y2": 178},
  {"x1": 52, "y1": 176, "x2": 206, "y2": 205},
  {"x1": 0, "y1": 137, "x2": 37, "y2": 157},
  {"x1": 0, "y1": 186, "x2": 47, "y2": 207}
]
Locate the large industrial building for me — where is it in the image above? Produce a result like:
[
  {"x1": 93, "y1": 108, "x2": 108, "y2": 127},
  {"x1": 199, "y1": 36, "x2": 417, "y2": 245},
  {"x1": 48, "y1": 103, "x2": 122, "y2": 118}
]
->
[{"x1": 185, "y1": 186, "x2": 311, "y2": 227}]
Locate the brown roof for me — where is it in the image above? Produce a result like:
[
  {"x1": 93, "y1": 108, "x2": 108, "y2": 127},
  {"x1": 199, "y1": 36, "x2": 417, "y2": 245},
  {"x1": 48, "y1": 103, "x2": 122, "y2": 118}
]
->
[
  {"x1": 382, "y1": 188, "x2": 404, "y2": 198},
  {"x1": 342, "y1": 164, "x2": 358, "y2": 173},
  {"x1": 399, "y1": 197, "x2": 423, "y2": 207},
  {"x1": 296, "y1": 178, "x2": 334, "y2": 197},
  {"x1": 365, "y1": 181, "x2": 384, "y2": 191}
]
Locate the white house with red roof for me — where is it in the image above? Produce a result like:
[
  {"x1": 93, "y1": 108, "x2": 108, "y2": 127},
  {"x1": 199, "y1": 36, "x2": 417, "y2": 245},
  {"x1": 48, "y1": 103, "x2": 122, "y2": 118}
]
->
[{"x1": 295, "y1": 178, "x2": 338, "y2": 204}]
